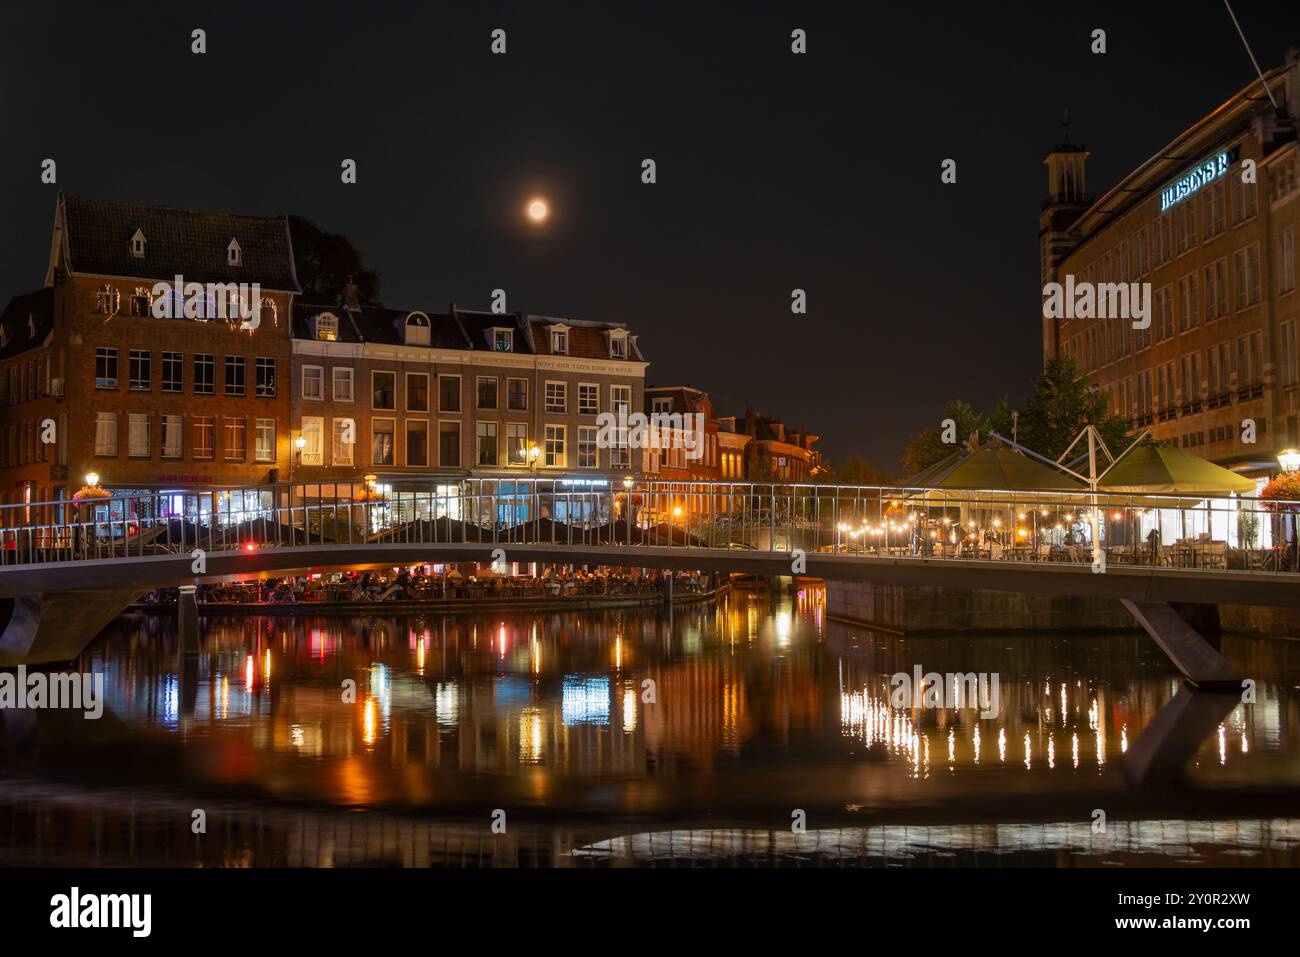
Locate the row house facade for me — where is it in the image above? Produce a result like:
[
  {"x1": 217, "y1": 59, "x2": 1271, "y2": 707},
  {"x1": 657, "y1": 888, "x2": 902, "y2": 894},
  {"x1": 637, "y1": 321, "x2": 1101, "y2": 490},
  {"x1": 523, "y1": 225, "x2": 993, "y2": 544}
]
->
[
  {"x1": 725, "y1": 409, "x2": 824, "y2": 483},
  {"x1": 288, "y1": 300, "x2": 648, "y2": 490},
  {"x1": 0, "y1": 194, "x2": 298, "y2": 523},
  {"x1": 1041, "y1": 49, "x2": 1300, "y2": 482},
  {"x1": 0, "y1": 195, "x2": 651, "y2": 527}
]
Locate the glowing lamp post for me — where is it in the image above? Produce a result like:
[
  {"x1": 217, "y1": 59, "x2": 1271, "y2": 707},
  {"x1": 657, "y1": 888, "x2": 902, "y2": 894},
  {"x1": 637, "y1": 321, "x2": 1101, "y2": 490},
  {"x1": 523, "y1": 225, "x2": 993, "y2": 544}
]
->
[{"x1": 1278, "y1": 448, "x2": 1300, "y2": 474}]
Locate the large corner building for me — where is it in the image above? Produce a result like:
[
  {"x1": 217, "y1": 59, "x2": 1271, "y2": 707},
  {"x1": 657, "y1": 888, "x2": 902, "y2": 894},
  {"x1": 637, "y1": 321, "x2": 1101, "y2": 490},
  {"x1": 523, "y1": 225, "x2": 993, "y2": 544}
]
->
[{"x1": 1041, "y1": 49, "x2": 1300, "y2": 483}]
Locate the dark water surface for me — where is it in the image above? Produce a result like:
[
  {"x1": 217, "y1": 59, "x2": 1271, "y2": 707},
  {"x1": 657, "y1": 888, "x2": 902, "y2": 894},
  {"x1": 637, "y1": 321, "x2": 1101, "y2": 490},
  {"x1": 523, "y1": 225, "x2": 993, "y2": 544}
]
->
[{"x1": 2, "y1": 585, "x2": 1299, "y2": 867}]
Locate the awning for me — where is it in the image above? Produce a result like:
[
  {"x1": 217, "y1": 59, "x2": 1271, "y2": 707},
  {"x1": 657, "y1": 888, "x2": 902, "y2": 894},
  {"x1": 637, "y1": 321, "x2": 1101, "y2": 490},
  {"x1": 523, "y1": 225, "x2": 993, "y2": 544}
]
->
[{"x1": 1097, "y1": 444, "x2": 1257, "y2": 496}]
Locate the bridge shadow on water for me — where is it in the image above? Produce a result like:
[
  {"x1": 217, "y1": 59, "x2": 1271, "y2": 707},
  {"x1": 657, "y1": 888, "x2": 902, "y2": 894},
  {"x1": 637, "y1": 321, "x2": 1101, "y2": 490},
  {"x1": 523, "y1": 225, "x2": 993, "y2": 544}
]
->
[{"x1": 2, "y1": 586, "x2": 1299, "y2": 867}]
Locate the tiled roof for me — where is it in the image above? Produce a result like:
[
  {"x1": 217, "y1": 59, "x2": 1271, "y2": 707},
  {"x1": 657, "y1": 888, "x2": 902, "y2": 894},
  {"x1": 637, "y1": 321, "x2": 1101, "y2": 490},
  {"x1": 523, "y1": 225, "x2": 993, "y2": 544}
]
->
[
  {"x1": 529, "y1": 318, "x2": 645, "y2": 361},
  {"x1": 457, "y1": 310, "x2": 535, "y2": 354},
  {"x1": 292, "y1": 303, "x2": 468, "y2": 349},
  {"x1": 60, "y1": 195, "x2": 300, "y2": 292},
  {"x1": 0, "y1": 288, "x2": 54, "y2": 361}
]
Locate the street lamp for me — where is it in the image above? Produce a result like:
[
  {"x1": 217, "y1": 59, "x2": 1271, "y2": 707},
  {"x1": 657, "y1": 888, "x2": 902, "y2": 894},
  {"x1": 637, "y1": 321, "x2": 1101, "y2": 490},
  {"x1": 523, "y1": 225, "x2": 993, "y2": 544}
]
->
[
  {"x1": 527, "y1": 444, "x2": 541, "y2": 472},
  {"x1": 1278, "y1": 448, "x2": 1300, "y2": 473}
]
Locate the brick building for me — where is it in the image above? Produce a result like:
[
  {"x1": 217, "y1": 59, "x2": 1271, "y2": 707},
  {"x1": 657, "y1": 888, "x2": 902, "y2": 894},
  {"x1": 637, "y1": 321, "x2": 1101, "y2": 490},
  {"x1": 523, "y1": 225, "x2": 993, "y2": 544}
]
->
[
  {"x1": 0, "y1": 194, "x2": 653, "y2": 530},
  {"x1": 1041, "y1": 49, "x2": 1300, "y2": 484},
  {"x1": 724, "y1": 408, "x2": 824, "y2": 483},
  {"x1": 0, "y1": 194, "x2": 298, "y2": 523},
  {"x1": 289, "y1": 297, "x2": 649, "y2": 521}
]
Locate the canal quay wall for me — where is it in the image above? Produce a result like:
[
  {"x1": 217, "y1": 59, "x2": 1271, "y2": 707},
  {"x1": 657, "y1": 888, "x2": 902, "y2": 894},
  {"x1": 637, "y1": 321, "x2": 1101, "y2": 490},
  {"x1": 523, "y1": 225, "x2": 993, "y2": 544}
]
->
[
  {"x1": 825, "y1": 581, "x2": 1134, "y2": 634},
  {"x1": 826, "y1": 581, "x2": 1300, "y2": 639}
]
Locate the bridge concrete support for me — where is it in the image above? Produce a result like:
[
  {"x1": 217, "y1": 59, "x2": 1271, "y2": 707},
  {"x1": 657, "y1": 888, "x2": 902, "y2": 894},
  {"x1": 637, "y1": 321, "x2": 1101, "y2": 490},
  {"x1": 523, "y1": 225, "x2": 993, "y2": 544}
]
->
[
  {"x1": 178, "y1": 584, "x2": 200, "y2": 655},
  {"x1": 1121, "y1": 599, "x2": 1242, "y2": 690},
  {"x1": 0, "y1": 588, "x2": 142, "y2": 666}
]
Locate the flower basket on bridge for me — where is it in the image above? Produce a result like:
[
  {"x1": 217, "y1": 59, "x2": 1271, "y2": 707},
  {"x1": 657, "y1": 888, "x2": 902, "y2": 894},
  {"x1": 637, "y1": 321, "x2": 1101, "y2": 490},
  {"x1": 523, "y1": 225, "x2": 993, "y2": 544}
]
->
[
  {"x1": 72, "y1": 485, "x2": 110, "y2": 501},
  {"x1": 1259, "y1": 473, "x2": 1300, "y2": 513}
]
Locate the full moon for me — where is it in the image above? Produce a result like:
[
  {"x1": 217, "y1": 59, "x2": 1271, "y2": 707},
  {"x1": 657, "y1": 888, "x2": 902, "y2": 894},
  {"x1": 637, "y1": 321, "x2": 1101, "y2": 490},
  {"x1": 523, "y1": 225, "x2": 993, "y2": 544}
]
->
[{"x1": 526, "y1": 198, "x2": 549, "y2": 223}]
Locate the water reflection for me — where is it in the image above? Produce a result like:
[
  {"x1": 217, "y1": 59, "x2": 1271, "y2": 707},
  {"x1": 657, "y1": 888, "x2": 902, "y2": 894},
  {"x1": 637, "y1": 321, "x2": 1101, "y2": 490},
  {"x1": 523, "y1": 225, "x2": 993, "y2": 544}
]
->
[{"x1": 2, "y1": 585, "x2": 1300, "y2": 866}]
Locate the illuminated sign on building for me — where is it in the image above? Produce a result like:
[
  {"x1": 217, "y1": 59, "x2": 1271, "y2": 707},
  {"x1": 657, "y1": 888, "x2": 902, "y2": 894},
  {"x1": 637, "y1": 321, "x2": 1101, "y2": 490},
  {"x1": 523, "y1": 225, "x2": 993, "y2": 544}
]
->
[{"x1": 1159, "y1": 147, "x2": 1239, "y2": 212}]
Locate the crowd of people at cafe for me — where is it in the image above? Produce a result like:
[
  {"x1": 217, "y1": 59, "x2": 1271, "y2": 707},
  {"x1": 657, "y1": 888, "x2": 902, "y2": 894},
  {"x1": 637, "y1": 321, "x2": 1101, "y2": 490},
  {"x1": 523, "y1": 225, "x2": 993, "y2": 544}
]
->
[{"x1": 142, "y1": 564, "x2": 711, "y2": 606}]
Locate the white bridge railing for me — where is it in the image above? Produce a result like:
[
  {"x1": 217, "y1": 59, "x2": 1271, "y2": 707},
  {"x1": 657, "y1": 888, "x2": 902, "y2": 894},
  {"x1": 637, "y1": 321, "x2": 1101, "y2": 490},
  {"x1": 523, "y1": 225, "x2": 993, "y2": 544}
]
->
[{"x1": 0, "y1": 477, "x2": 1296, "y2": 575}]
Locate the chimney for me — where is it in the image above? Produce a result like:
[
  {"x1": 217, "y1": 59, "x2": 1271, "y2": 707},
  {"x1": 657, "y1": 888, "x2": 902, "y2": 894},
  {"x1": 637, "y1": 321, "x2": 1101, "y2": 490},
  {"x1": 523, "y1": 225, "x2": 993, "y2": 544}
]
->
[{"x1": 344, "y1": 275, "x2": 360, "y2": 311}]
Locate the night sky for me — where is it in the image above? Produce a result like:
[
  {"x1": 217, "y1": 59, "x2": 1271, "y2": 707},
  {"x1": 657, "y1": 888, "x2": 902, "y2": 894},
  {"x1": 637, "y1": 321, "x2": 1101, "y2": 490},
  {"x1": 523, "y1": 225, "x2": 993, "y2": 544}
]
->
[{"x1": 3, "y1": 1, "x2": 1300, "y2": 472}]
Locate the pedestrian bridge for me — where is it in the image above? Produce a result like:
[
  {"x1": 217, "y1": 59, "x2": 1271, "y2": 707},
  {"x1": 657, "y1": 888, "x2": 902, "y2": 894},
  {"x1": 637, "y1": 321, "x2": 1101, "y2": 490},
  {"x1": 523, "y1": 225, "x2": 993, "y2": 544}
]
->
[{"x1": 1, "y1": 477, "x2": 1297, "y2": 681}]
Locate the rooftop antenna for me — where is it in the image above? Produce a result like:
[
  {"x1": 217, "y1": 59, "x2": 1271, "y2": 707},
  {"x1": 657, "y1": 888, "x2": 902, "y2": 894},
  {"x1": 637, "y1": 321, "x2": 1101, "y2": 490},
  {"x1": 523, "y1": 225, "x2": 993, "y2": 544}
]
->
[{"x1": 1223, "y1": 0, "x2": 1280, "y2": 110}]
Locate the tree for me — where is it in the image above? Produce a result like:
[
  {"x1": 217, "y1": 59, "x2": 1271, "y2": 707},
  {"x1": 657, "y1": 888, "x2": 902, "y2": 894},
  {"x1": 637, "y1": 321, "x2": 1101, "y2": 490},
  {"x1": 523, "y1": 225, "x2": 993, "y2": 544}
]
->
[
  {"x1": 833, "y1": 455, "x2": 895, "y2": 486},
  {"x1": 1018, "y1": 354, "x2": 1129, "y2": 461},
  {"x1": 900, "y1": 400, "x2": 987, "y2": 477},
  {"x1": 288, "y1": 216, "x2": 382, "y2": 305}
]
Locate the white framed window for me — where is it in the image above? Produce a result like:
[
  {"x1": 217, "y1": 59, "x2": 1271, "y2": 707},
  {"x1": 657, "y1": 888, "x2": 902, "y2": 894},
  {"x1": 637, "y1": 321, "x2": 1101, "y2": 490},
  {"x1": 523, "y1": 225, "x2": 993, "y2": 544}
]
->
[
  {"x1": 332, "y1": 417, "x2": 355, "y2": 466},
  {"x1": 224, "y1": 416, "x2": 246, "y2": 460},
  {"x1": 437, "y1": 374, "x2": 460, "y2": 412},
  {"x1": 314, "y1": 313, "x2": 338, "y2": 341},
  {"x1": 94, "y1": 412, "x2": 117, "y2": 456},
  {"x1": 578, "y1": 426, "x2": 598, "y2": 468},
  {"x1": 544, "y1": 424, "x2": 565, "y2": 468},
  {"x1": 1279, "y1": 228, "x2": 1296, "y2": 295},
  {"x1": 1234, "y1": 245, "x2": 1262, "y2": 309},
  {"x1": 507, "y1": 377, "x2": 528, "y2": 411},
  {"x1": 1281, "y1": 320, "x2": 1298, "y2": 387},
  {"x1": 406, "y1": 419, "x2": 429, "y2": 467},
  {"x1": 551, "y1": 329, "x2": 568, "y2": 354},
  {"x1": 493, "y1": 328, "x2": 513, "y2": 352},
  {"x1": 130, "y1": 229, "x2": 146, "y2": 258},
  {"x1": 651, "y1": 397, "x2": 672, "y2": 415},
  {"x1": 545, "y1": 380, "x2": 566, "y2": 413},
  {"x1": 611, "y1": 384, "x2": 631, "y2": 414},
  {"x1": 578, "y1": 383, "x2": 599, "y2": 415},
  {"x1": 255, "y1": 418, "x2": 275, "y2": 463},
  {"x1": 507, "y1": 423, "x2": 528, "y2": 466},
  {"x1": 302, "y1": 365, "x2": 324, "y2": 400},
  {"x1": 405, "y1": 311, "x2": 431, "y2": 346},
  {"x1": 609, "y1": 331, "x2": 627, "y2": 359},
  {"x1": 372, "y1": 370, "x2": 396, "y2": 410},
  {"x1": 439, "y1": 420, "x2": 461, "y2": 467},
  {"x1": 372, "y1": 417, "x2": 395, "y2": 466},
  {"x1": 162, "y1": 414, "x2": 183, "y2": 459},
  {"x1": 476, "y1": 421, "x2": 498, "y2": 466},
  {"x1": 476, "y1": 376, "x2": 498, "y2": 410},
  {"x1": 332, "y1": 367, "x2": 354, "y2": 401},
  {"x1": 128, "y1": 413, "x2": 150, "y2": 458},
  {"x1": 193, "y1": 415, "x2": 215, "y2": 460},
  {"x1": 300, "y1": 416, "x2": 323, "y2": 466},
  {"x1": 227, "y1": 238, "x2": 241, "y2": 266}
]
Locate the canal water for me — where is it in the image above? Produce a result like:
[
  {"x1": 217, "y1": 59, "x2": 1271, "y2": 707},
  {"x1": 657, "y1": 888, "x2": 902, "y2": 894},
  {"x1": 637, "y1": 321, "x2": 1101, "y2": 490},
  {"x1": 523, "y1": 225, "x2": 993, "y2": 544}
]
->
[{"x1": 2, "y1": 585, "x2": 1299, "y2": 867}]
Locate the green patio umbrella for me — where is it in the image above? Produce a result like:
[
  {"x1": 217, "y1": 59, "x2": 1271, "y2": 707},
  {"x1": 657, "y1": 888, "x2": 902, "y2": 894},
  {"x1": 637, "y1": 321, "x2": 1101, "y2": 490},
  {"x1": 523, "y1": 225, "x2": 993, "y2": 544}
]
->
[
  {"x1": 907, "y1": 446, "x2": 1085, "y2": 501},
  {"x1": 1097, "y1": 444, "x2": 1257, "y2": 496}
]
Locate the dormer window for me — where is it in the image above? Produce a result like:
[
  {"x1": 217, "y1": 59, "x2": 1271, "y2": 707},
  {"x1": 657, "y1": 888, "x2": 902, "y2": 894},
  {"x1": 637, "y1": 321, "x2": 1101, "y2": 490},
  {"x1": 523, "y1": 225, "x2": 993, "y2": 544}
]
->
[
  {"x1": 314, "y1": 312, "x2": 339, "y2": 341},
  {"x1": 27, "y1": 315, "x2": 36, "y2": 339},
  {"x1": 551, "y1": 329, "x2": 568, "y2": 354},
  {"x1": 609, "y1": 330, "x2": 628, "y2": 359},
  {"x1": 130, "y1": 228, "x2": 146, "y2": 258},
  {"x1": 404, "y1": 311, "x2": 431, "y2": 346},
  {"x1": 493, "y1": 328, "x2": 513, "y2": 352},
  {"x1": 227, "y1": 238, "x2": 242, "y2": 266}
]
